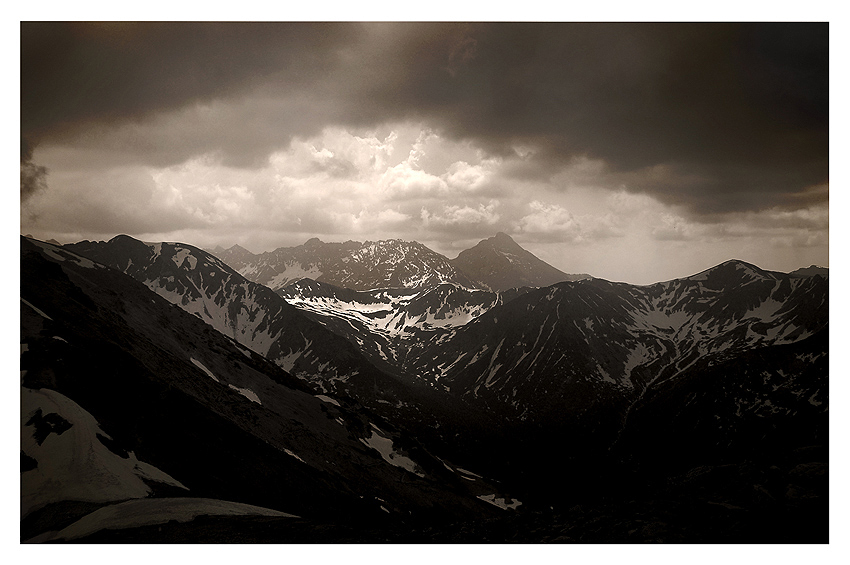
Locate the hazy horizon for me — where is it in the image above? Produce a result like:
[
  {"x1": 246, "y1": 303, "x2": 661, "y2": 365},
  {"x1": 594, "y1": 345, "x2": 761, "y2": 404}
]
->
[{"x1": 21, "y1": 229, "x2": 827, "y2": 287}]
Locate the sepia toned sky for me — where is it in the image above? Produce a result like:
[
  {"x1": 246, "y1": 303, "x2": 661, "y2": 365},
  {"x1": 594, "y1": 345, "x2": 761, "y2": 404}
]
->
[{"x1": 20, "y1": 21, "x2": 829, "y2": 284}]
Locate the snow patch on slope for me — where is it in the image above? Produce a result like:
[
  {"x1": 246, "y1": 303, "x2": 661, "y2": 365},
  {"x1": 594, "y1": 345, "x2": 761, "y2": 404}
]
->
[
  {"x1": 21, "y1": 387, "x2": 187, "y2": 518},
  {"x1": 315, "y1": 394, "x2": 340, "y2": 406},
  {"x1": 172, "y1": 247, "x2": 197, "y2": 269},
  {"x1": 359, "y1": 426, "x2": 425, "y2": 477},
  {"x1": 284, "y1": 285, "x2": 496, "y2": 337},
  {"x1": 228, "y1": 384, "x2": 262, "y2": 405},
  {"x1": 268, "y1": 262, "x2": 324, "y2": 290},
  {"x1": 477, "y1": 494, "x2": 522, "y2": 510}
]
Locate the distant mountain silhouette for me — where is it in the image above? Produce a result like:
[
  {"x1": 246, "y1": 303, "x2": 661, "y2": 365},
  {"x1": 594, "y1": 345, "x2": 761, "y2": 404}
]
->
[{"x1": 451, "y1": 232, "x2": 588, "y2": 291}]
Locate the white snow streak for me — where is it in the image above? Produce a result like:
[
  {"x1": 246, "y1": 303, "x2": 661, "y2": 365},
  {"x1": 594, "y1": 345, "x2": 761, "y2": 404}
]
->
[
  {"x1": 21, "y1": 298, "x2": 53, "y2": 320},
  {"x1": 190, "y1": 357, "x2": 220, "y2": 382},
  {"x1": 283, "y1": 448, "x2": 307, "y2": 463},
  {"x1": 315, "y1": 394, "x2": 340, "y2": 406}
]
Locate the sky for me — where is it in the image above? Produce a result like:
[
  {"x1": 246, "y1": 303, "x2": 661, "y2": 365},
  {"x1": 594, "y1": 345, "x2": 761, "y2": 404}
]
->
[{"x1": 19, "y1": 21, "x2": 829, "y2": 284}]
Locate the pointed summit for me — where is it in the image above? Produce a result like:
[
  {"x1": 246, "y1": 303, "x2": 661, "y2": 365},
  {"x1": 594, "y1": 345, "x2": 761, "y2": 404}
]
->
[
  {"x1": 451, "y1": 233, "x2": 589, "y2": 292},
  {"x1": 487, "y1": 232, "x2": 526, "y2": 252},
  {"x1": 492, "y1": 231, "x2": 518, "y2": 244},
  {"x1": 207, "y1": 243, "x2": 257, "y2": 271}
]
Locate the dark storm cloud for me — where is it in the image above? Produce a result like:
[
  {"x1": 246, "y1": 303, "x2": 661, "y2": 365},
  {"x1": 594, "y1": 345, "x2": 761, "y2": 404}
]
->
[
  {"x1": 21, "y1": 22, "x2": 827, "y2": 215},
  {"x1": 343, "y1": 23, "x2": 828, "y2": 215},
  {"x1": 21, "y1": 22, "x2": 362, "y2": 146}
]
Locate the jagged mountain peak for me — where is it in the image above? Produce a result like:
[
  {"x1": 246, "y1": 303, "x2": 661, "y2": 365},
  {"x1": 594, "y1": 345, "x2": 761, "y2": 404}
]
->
[{"x1": 210, "y1": 236, "x2": 478, "y2": 292}]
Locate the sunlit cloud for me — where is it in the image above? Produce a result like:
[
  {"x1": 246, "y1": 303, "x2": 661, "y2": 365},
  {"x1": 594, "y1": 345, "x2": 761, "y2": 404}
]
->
[
  {"x1": 380, "y1": 163, "x2": 449, "y2": 199},
  {"x1": 515, "y1": 201, "x2": 623, "y2": 244},
  {"x1": 420, "y1": 201, "x2": 501, "y2": 229}
]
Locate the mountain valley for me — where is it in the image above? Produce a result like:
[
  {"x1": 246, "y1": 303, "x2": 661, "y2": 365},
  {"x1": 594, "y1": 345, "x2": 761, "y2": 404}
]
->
[{"x1": 21, "y1": 233, "x2": 828, "y2": 543}]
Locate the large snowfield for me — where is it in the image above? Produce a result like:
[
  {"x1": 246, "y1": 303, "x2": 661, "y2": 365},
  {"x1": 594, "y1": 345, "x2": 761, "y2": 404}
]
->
[{"x1": 21, "y1": 387, "x2": 188, "y2": 518}]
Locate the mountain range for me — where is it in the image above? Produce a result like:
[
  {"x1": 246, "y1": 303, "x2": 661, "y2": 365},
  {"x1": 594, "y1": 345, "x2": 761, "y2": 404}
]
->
[
  {"x1": 21, "y1": 233, "x2": 828, "y2": 542},
  {"x1": 209, "y1": 232, "x2": 588, "y2": 293}
]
